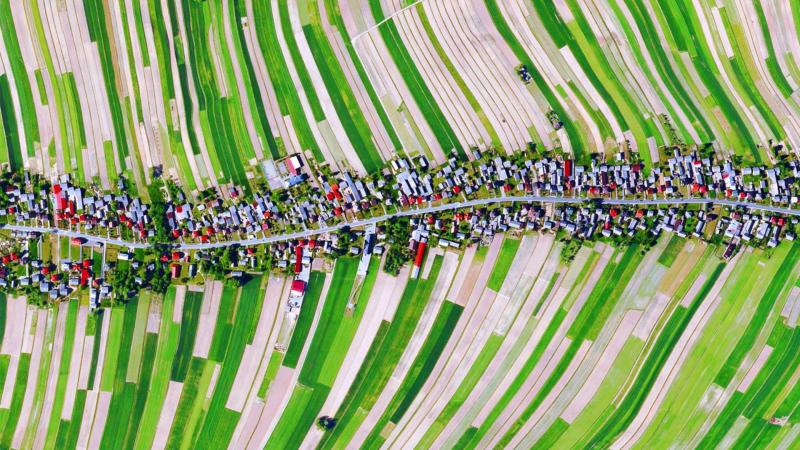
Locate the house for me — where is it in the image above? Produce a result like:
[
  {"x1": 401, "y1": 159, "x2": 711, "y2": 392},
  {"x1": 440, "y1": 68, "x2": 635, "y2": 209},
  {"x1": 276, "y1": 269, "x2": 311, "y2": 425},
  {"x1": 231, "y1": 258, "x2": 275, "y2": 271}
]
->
[{"x1": 290, "y1": 279, "x2": 305, "y2": 298}]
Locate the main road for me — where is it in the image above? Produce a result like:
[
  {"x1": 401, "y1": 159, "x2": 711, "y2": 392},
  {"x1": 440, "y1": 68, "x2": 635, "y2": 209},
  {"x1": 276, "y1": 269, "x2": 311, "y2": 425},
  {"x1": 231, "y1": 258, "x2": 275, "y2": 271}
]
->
[{"x1": 4, "y1": 195, "x2": 799, "y2": 251}]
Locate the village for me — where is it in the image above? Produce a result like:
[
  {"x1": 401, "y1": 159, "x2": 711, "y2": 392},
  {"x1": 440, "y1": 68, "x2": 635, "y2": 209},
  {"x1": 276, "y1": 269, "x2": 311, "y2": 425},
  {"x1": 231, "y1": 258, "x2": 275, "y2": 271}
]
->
[{"x1": 1, "y1": 146, "x2": 800, "y2": 307}]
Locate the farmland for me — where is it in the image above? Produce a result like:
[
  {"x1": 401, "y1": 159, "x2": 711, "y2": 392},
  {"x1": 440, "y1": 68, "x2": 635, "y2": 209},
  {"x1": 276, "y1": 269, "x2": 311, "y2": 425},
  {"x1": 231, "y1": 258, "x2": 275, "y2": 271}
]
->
[
  {"x1": 0, "y1": 0, "x2": 796, "y2": 188},
  {"x1": 1, "y1": 236, "x2": 799, "y2": 448},
  {"x1": 3, "y1": 0, "x2": 800, "y2": 448}
]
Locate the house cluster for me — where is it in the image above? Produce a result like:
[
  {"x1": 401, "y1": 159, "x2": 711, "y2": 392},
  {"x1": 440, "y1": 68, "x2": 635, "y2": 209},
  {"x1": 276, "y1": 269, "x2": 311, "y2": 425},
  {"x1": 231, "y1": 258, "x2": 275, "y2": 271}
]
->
[
  {"x1": 1, "y1": 180, "x2": 49, "y2": 224},
  {"x1": 0, "y1": 249, "x2": 111, "y2": 305},
  {"x1": 3, "y1": 149, "x2": 800, "y2": 254},
  {"x1": 51, "y1": 175, "x2": 154, "y2": 239}
]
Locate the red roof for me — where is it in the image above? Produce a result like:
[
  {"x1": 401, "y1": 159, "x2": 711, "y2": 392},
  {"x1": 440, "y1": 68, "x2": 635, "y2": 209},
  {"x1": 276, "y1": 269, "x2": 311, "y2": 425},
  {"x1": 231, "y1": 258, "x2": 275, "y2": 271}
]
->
[
  {"x1": 286, "y1": 158, "x2": 297, "y2": 176},
  {"x1": 291, "y1": 280, "x2": 305, "y2": 295},
  {"x1": 55, "y1": 196, "x2": 67, "y2": 210},
  {"x1": 80, "y1": 269, "x2": 90, "y2": 286},
  {"x1": 295, "y1": 246, "x2": 303, "y2": 274},
  {"x1": 414, "y1": 242, "x2": 427, "y2": 267}
]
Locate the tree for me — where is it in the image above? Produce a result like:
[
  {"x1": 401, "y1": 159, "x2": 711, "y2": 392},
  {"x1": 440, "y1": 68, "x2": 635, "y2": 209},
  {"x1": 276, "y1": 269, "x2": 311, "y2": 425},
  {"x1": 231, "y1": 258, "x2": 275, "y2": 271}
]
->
[
  {"x1": 317, "y1": 416, "x2": 337, "y2": 430},
  {"x1": 383, "y1": 245, "x2": 410, "y2": 275},
  {"x1": 147, "y1": 179, "x2": 170, "y2": 243}
]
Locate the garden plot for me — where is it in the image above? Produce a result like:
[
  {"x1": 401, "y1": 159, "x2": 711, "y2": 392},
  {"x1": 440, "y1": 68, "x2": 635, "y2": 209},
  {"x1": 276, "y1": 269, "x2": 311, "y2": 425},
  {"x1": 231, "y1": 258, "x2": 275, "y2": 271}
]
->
[
  {"x1": 692, "y1": 2, "x2": 776, "y2": 148},
  {"x1": 123, "y1": 0, "x2": 172, "y2": 171},
  {"x1": 226, "y1": 275, "x2": 286, "y2": 412},
  {"x1": 493, "y1": 0, "x2": 620, "y2": 153},
  {"x1": 595, "y1": 0, "x2": 704, "y2": 145},
  {"x1": 527, "y1": 0, "x2": 657, "y2": 160},
  {"x1": 578, "y1": 0, "x2": 674, "y2": 123},
  {"x1": 731, "y1": 0, "x2": 800, "y2": 147},
  {"x1": 426, "y1": 0, "x2": 551, "y2": 151},
  {"x1": 561, "y1": 309, "x2": 642, "y2": 424},
  {"x1": 240, "y1": 0, "x2": 299, "y2": 157},
  {"x1": 387, "y1": 235, "x2": 554, "y2": 447},
  {"x1": 301, "y1": 261, "x2": 410, "y2": 448},
  {"x1": 245, "y1": 272, "x2": 332, "y2": 449},
  {"x1": 534, "y1": 244, "x2": 712, "y2": 448},
  {"x1": 411, "y1": 241, "x2": 561, "y2": 449},
  {"x1": 6, "y1": 1, "x2": 48, "y2": 172},
  {"x1": 59, "y1": 0, "x2": 118, "y2": 185},
  {"x1": 385, "y1": 1, "x2": 490, "y2": 149},
  {"x1": 0, "y1": 296, "x2": 30, "y2": 408},
  {"x1": 12, "y1": 309, "x2": 51, "y2": 449},
  {"x1": 153, "y1": 0, "x2": 214, "y2": 188},
  {"x1": 638, "y1": 245, "x2": 800, "y2": 448},
  {"x1": 347, "y1": 252, "x2": 458, "y2": 447},
  {"x1": 315, "y1": 255, "x2": 445, "y2": 448},
  {"x1": 76, "y1": 390, "x2": 111, "y2": 450},
  {"x1": 780, "y1": 287, "x2": 800, "y2": 328},
  {"x1": 316, "y1": 0, "x2": 398, "y2": 161},
  {"x1": 467, "y1": 245, "x2": 628, "y2": 446},
  {"x1": 282, "y1": 0, "x2": 367, "y2": 174},
  {"x1": 192, "y1": 280, "x2": 224, "y2": 358},
  {"x1": 432, "y1": 245, "x2": 604, "y2": 448},
  {"x1": 220, "y1": 0, "x2": 267, "y2": 161},
  {"x1": 131, "y1": 289, "x2": 181, "y2": 450},
  {"x1": 60, "y1": 305, "x2": 88, "y2": 420},
  {"x1": 346, "y1": 1, "x2": 448, "y2": 162},
  {"x1": 297, "y1": 0, "x2": 389, "y2": 172},
  {"x1": 489, "y1": 244, "x2": 654, "y2": 447},
  {"x1": 151, "y1": 381, "x2": 182, "y2": 450},
  {"x1": 228, "y1": 277, "x2": 289, "y2": 448},
  {"x1": 610, "y1": 253, "x2": 741, "y2": 448}
]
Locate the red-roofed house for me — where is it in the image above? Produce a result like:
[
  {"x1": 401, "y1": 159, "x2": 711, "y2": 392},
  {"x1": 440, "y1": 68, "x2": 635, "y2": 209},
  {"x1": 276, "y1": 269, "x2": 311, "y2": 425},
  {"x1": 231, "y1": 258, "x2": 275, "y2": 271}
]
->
[{"x1": 290, "y1": 280, "x2": 305, "y2": 297}]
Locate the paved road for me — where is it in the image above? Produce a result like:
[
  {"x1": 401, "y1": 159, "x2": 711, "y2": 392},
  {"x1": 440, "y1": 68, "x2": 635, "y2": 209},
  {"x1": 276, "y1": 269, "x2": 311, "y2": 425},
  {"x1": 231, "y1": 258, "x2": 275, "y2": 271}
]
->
[{"x1": 3, "y1": 195, "x2": 798, "y2": 251}]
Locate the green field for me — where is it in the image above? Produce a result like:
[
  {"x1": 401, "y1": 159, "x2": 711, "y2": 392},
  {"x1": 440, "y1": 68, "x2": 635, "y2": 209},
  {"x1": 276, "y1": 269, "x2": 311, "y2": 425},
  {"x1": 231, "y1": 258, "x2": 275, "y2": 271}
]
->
[{"x1": 3, "y1": 0, "x2": 800, "y2": 448}]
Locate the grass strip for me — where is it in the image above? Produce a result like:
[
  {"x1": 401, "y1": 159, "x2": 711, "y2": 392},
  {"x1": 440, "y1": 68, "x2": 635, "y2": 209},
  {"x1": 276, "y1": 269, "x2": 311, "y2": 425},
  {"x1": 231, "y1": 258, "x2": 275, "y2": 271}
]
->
[
  {"x1": 319, "y1": 256, "x2": 444, "y2": 449},
  {"x1": 283, "y1": 271, "x2": 326, "y2": 368},
  {"x1": 487, "y1": 238, "x2": 521, "y2": 291},
  {"x1": 362, "y1": 301, "x2": 464, "y2": 449},
  {"x1": 583, "y1": 262, "x2": 725, "y2": 448}
]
